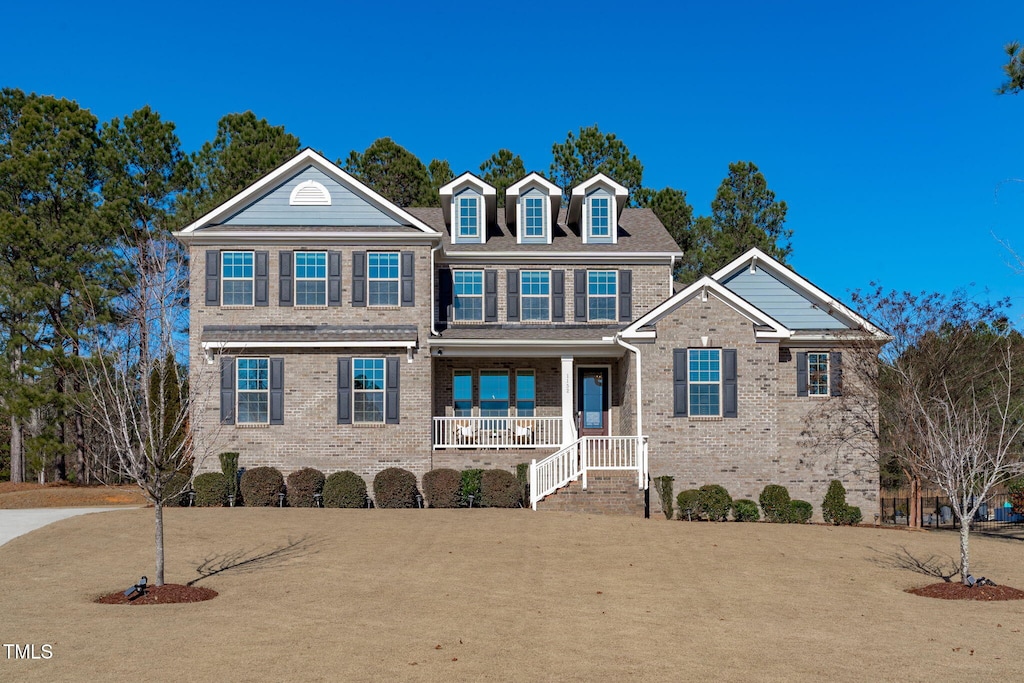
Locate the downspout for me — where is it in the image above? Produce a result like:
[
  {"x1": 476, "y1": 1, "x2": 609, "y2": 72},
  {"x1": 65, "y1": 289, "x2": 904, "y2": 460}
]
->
[
  {"x1": 615, "y1": 333, "x2": 648, "y2": 490},
  {"x1": 430, "y1": 241, "x2": 443, "y2": 336},
  {"x1": 668, "y1": 255, "x2": 677, "y2": 298}
]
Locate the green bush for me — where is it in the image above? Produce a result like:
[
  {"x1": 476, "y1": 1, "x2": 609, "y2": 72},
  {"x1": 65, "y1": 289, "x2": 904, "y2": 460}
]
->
[
  {"x1": 194, "y1": 472, "x2": 229, "y2": 507},
  {"x1": 286, "y1": 468, "x2": 325, "y2": 507},
  {"x1": 218, "y1": 452, "x2": 239, "y2": 503},
  {"x1": 323, "y1": 471, "x2": 367, "y2": 508},
  {"x1": 789, "y1": 499, "x2": 813, "y2": 523},
  {"x1": 653, "y1": 476, "x2": 675, "y2": 520},
  {"x1": 516, "y1": 462, "x2": 530, "y2": 506},
  {"x1": 1008, "y1": 477, "x2": 1024, "y2": 515},
  {"x1": 844, "y1": 505, "x2": 863, "y2": 525},
  {"x1": 822, "y1": 480, "x2": 848, "y2": 525},
  {"x1": 240, "y1": 466, "x2": 284, "y2": 507},
  {"x1": 373, "y1": 467, "x2": 419, "y2": 509},
  {"x1": 732, "y1": 499, "x2": 760, "y2": 522},
  {"x1": 697, "y1": 484, "x2": 732, "y2": 521},
  {"x1": 481, "y1": 469, "x2": 521, "y2": 508},
  {"x1": 759, "y1": 484, "x2": 792, "y2": 523},
  {"x1": 162, "y1": 471, "x2": 191, "y2": 506},
  {"x1": 460, "y1": 468, "x2": 483, "y2": 506},
  {"x1": 423, "y1": 468, "x2": 462, "y2": 508},
  {"x1": 676, "y1": 489, "x2": 700, "y2": 521}
]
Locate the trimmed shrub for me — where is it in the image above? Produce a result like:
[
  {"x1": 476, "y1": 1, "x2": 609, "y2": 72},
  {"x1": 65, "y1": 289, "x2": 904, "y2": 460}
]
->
[
  {"x1": 287, "y1": 468, "x2": 325, "y2": 508},
  {"x1": 481, "y1": 469, "x2": 521, "y2": 508},
  {"x1": 676, "y1": 489, "x2": 700, "y2": 521},
  {"x1": 460, "y1": 468, "x2": 483, "y2": 506},
  {"x1": 323, "y1": 471, "x2": 367, "y2": 508},
  {"x1": 516, "y1": 462, "x2": 530, "y2": 505},
  {"x1": 759, "y1": 484, "x2": 792, "y2": 523},
  {"x1": 732, "y1": 499, "x2": 760, "y2": 522},
  {"x1": 240, "y1": 466, "x2": 284, "y2": 507},
  {"x1": 162, "y1": 472, "x2": 191, "y2": 506},
  {"x1": 844, "y1": 505, "x2": 863, "y2": 525},
  {"x1": 822, "y1": 480, "x2": 848, "y2": 525},
  {"x1": 194, "y1": 472, "x2": 229, "y2": 507},
  {"x1": 373, "y1": 467, "x2": 419, "y2": 509},
  {"x1": 789, "y1": 499, "x2": 813, "y2": 523},
  {"x1": 423, "y1": 468, "x2": 462, "y2": 508},
  {"x1": 653, "y1": 476, "x2": 675, "y2": 520},
  {"x1": 697, "y1": 484, "x2": 732, "y2": 521},
  {"x1": 218, "y1": 452, "x2": 239, "y2": 503}
]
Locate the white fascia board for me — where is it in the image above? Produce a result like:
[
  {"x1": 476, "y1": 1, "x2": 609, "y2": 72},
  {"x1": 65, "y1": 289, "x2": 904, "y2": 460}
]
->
[
  {"x1": 621, "y1": 276, "x2": 791, "y2": 340},
  {"x1": 438, "y1": 251, "x2": 678, "y2": 265},
  {"x1": 203, "y1": 340, "x2": 417, "y2": 350},
  {"x1": 711, "y1": 247, "x2": 889, "y2": 340},
  {"x1": 785, "y1": 331, "x2": 893, "y2": 344},
  {"x1": 175, "y1": 231, "x2": 441, "y2": 246},
  {"x1": 177, "y1": 148, "x2": 439, "y2": 236},
  {"x1": 427, "y1": 338, "x2": 622, "y2": 358},
  {"x1": 439, "y1": 172, "x2": 496, "y2": 197}
]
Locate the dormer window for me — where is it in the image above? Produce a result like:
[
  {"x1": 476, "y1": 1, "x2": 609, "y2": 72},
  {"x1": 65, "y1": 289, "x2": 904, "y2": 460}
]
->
[
  {"x1": 506, "y1": 173, "x2": 561, "y2": 245},
  {"x1": 568, "y1": 173, "x2": 629, "y2": 245},
  {"x1": 439, "y1": 173, "x2": 495, "y2": 245},
  {"x1": 458, "y1": 194, "x2": 480, "y2": 239}
]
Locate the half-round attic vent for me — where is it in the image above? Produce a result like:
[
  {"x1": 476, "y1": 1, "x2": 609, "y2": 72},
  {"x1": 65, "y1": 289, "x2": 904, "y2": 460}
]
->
[{"x1": 289, "y1": 180, "x2": 332, "y2": 206}]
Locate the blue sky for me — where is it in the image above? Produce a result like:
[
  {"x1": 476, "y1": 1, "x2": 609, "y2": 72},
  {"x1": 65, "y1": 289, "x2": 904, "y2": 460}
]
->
[{"x1": 5, "y1": 1, "x2": 1024, "y2": 322}]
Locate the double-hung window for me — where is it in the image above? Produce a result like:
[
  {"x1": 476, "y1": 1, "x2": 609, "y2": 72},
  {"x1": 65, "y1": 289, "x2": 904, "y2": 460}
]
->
[
  {"x1": 295, "y1": 251, "x2": 327, "y2": 306},
  {"x1": 524, "y1": 197, "x2": 545, "y2": 239},
  {"x1": 808, "y1": 352, "x2": 829, "y2": 396},
  {"x1": 453, "y1": 270, "x2": 483, "y2": 321},
  {"x1": 520, "y1": 271, "x2": 550, "y2": 321},
  {"x1": 236, "y1": 358, "x2": 269, "y2": 424},
  {"x1": 222, "y1": 251, "x2": 254, "y2": 306},
  {"x1": 479, "y1": 370, "x2": 510, "y2": 417},
  {"x1": 368, "y1": 252, "x2": 400, "y2": 306},
  {"x1": 453, "y1": 370, "x2": 473, "y2": 417},
  {"x1": 516, "y1": 370, "x2": 535, "y2": 417},
  {"x1": 458, "y1": 196, "x2": 479, "y2": 239},
  {"x1": 588, "y1": 271, "x2": 617, "y2": 321},
  {"x1": 688, "y1": 349, "x2": 721, "y2": 417},
  {"x1": 353, "y1": 358, "x2": 385, "y2": 423},
  {"x1": 589, "y1": 196, "x2": 610, "y2": 238}
]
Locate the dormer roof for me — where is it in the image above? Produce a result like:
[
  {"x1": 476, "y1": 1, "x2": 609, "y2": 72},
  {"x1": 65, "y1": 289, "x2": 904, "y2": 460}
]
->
[
  {"x1": 566, "y1": 173, "x2": 629, "y2": 227},
  {"x1": 439, "y1": 172, "x2": 497, "y2": 229},
  {"x1": 505, "y1": 173, "x2": 562, "y2": 229}
]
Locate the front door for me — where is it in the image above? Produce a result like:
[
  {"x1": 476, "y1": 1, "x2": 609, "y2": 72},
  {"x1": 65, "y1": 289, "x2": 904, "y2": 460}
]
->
[{"x1": 577, "y1": 368, "x2": 610, "y2": 437}]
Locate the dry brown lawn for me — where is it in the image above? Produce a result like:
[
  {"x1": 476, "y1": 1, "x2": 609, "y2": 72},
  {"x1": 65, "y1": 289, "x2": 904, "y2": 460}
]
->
[
  {"x1": 2, "y1": 509, "x2": 1023, "y2": 681},
  {"x1": 0, "y1": 482, "x2": 145, "y2": 509}
]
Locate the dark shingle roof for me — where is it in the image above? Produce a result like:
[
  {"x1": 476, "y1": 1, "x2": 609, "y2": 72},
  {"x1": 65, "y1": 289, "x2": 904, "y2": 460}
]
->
[{"x1": 406, "y1": 207, "x2": 681, "y2": 254}]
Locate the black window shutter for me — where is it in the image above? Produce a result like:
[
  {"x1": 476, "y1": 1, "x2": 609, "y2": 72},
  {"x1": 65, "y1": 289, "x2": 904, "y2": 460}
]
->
[
  {"x1": 279, "y1": 251, "x2": 293, "y2": 306},
  {"x1": 269, "y1": 358, "x2": 284, "y2": 425},
  {"x1": 220, "y1": 356, "x2": 235, "y2": 425},
  {"x1": 205, "y1": 251, "x2": 220, "y2": 306},
  {"x1": 484, "y1": 270, "x2": 498, "y2": 322},
  {"x1": 552, "y1": 270, "x2": 565, "y2": 322},
  {"x1": 574, "y1": 270, "x2": 587, "y2": 321},
  {"x1": 438, "y1": 267, "x2": 453, "y2": 325},
  {"x1": 723, "y1": 349, "x2": 738, "y2": 418},
  {"x1": 328, "y1": 251, "x2": 342, "y2": 306},
  {"x1": 618, "y1": 270, "x2": 632, "y2": 323},
  {"x1": 796, "y1": 352, "x2": 808, "y2": 397},
  {"x1": 254, "y1": 251, "x2": 269, "y2": 306},
  {"x1": 352, "y1": 252, "x2": 366, "y2": 307},
  {"x1": 507, "y1": 270, "x2": 520, "y2": 322},
  {"x1": 673, "y1": 349, "x2": 687, "y2": 417},
  {"x1": 401, "y1": 251, "x2": 415, "y2": 307},
  {"x1": 337, "y1": 358, "x2": 351, "y2": 424},
  {"x1": 830, "y1": 351, "x2": 843, "y2": 397},
  {"x1": 386, "y1": 356, "x2": 400, "y2": 424}
]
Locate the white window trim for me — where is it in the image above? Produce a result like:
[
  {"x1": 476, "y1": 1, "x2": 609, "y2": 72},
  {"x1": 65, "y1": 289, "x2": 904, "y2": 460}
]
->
[
  {"x1": 294, "y1": 251, "x2": 327, "y2": 307},
  {"x1": 520, "y1": 270, "x2": 552, "y2": 322},
  {"x1": 515, "y1": 369, "x2": 536, "y2": 416},
  {"x1": 221, "y1": 251, "x2": 255, "y2": 307},
  {"x1": 453, "y1": 368, "x2": 473, "y2": 417},
  {"x1": 522, "y1": 195, "x2": 547, "y2": 241},
  {"x1": 367, "y1": 252, "x2": 400, "y2": 308},
  {"x1": 453, "y1": 270, "x2": 484, "y2": 322},
  {"x1": 457, "y1": 195, "x2": 480, "y2": 240},
  {"x1": 688, "y1": 348, "x2": 722, "y2": 418},
  {"x1": 807, "y1": 352, "x2": 830, "y2": 397},
  {"x1": 352, "y1": 357, "x2": 386, "y2": 424},
  {"x1": 588, "y1": 194, "x2": 612, "y2": 238},
  {"x1": 236, "y1": 357, "x2": 270, "y2": 425},
  {"x1": 587, "y1": 270, "x2": 618, "y2": 321},
  {"x1": 479, "y1": 369, "x2": 511, "y2": 417}
]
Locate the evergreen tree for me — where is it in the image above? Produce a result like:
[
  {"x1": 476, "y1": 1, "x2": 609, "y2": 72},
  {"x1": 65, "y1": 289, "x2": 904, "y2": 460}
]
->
[
  {"x1": 479, "y1": 149, "x2": 526, "y2": 207},
  {"x1": 998, "y1": 41, "x2": 1024, "y2": 95},
  {"x1": 550, "y1": 125, "x2": 644, "y2": 201},
  {"x1": 344, "y1": 137, "x2": 436, "y2": 207}
]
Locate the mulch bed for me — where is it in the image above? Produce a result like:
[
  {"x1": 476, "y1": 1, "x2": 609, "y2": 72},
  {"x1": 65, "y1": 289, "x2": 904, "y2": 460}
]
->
[
  {"x1": 907, "y1": 582, "x2": 1024, "y2": 601},
  {"x1": 95, "y1": 584, "x2": 217, "y2": 605}
]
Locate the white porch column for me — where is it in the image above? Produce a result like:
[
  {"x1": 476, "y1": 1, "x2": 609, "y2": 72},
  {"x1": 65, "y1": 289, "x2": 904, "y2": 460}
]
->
[{"x1": 561, "y1": 355, "x2": 575, "y2": 445}]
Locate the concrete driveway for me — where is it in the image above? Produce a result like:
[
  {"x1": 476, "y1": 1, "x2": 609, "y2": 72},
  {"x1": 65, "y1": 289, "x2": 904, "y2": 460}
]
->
[{"x1": 0, "y1": 508, "x2": 130, "y2": 547}]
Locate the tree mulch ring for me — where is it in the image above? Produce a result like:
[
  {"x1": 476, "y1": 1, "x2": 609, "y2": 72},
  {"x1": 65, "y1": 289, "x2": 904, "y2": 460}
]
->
[
  {"x1": 95, "y1": 584, "x2": 217, "y2": 605},
  {"x1": 907, "y1": 583, "x2": 1024, "y2": 601}
]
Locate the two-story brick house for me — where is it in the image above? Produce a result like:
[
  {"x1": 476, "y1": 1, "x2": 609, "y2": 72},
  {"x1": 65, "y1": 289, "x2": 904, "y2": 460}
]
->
[{"x1": 175, "y1": 148, "x2": 888, "y2": 518}]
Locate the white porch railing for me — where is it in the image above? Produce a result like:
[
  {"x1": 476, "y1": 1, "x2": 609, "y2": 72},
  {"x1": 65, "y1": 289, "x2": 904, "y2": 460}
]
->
[
  {"x1": 432, "y1": 416, "x2": 564, "y2": 449},
  {"x1": 529, "y1": 435, "x2": 648, "y2": 510}
]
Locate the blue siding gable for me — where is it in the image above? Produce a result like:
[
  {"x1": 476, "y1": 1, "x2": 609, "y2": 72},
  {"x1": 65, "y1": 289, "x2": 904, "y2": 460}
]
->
[
  {"x1": 721, "y1": 266, "x2": 850, "y2": 330},
  {"x1": 221, "y1": 166, "x2": 404, "y2": 227}
]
